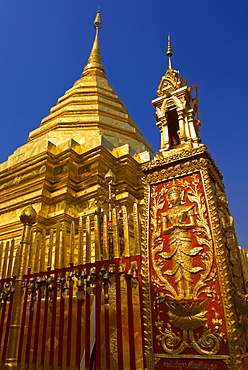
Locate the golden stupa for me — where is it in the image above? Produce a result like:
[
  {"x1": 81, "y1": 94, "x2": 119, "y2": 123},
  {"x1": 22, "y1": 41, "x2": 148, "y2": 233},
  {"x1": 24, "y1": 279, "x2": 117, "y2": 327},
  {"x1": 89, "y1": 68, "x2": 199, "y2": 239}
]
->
[{"x1": 0, "y1": 9, "x2": 152, "y2": 242}]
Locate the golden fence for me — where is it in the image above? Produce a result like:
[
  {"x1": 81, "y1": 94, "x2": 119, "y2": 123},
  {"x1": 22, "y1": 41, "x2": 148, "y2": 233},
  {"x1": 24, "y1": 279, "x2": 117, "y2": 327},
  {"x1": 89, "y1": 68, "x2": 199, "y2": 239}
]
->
[{"x1": 0, "y1": 203, "x2": 145, "y2": 370}]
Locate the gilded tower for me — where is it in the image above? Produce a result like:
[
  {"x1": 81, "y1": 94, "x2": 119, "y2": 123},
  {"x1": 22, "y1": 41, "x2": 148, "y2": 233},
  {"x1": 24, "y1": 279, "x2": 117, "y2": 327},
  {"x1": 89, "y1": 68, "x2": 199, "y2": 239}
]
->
[
  {"x1": 0, "y1": 11, "x2": 248, "y2": 370},
  {"x1": 142, "y1": 37, "x2": 248, "y2": 369}
]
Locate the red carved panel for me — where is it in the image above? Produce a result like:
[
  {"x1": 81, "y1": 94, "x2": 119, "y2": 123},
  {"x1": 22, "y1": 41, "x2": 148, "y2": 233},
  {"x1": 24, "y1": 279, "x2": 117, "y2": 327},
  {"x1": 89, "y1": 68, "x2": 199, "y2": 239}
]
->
[{"x1": 148, "y1": 173, "x2": 229, "y2": 359}]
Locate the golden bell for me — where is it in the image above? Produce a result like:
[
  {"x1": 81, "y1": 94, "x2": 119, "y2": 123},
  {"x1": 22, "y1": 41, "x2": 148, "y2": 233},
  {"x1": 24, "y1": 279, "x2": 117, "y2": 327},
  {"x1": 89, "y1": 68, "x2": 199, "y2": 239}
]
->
[
  {"x1": 132, "y1": 268, "x2": 138, "y2": 279},
  {"x1": 72, "y1": 269, "x2": 78, "y2": 277},
  {"x1": 118, "y1": 263, "x2": 125, "y2": 274},
  {"x1": 56, "y1": 276, "x2": 62, "y2": 284},
  {"x1": 77, "y1": 279, "x2": 84, "y2": 288},
  {"x1": 90, "y1": 268, "x2": 96, "y2": 277},
  {"x1": 126, "y1": 267, "x2": 133, "y2": 277},
  {"x1": 103, "y1": 272, "x2": 109, "y2": 281},
  {"x1": 80, "y1": 268, "x2": 87, "y2": 279},
  {"x1": 10, "y1": 285, "x2": 15, "y2": 294},
  {"x1": 86, "y1": 275, "x2": 91, "y2": 283},
  {"x1": 41, "y1": 276, "x2": 47, "y2": 283},
  {"x1": 37, "y1": 277, "x2": 43, "y2": 284},
  {"x1": 108, "y1": 265, "x2": 115, "y2": 275}
]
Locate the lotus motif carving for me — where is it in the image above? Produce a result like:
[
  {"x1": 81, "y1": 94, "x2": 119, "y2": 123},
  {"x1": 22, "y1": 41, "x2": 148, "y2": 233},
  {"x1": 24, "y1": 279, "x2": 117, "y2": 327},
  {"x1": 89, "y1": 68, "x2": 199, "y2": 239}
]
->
[
  {"x1": 166, "y1": 299, "x2": 208, "y2": 331},
  {"x1": 155, "y1": 299, "x2": 224, "y2": 355}
]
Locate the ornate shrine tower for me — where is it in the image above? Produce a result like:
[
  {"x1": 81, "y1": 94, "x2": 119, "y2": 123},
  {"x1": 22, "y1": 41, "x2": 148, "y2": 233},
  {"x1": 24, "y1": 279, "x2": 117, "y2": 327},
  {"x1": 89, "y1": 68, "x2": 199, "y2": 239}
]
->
[{"x1": 141, "y1": 37, "x2": 248, "y2": 369}]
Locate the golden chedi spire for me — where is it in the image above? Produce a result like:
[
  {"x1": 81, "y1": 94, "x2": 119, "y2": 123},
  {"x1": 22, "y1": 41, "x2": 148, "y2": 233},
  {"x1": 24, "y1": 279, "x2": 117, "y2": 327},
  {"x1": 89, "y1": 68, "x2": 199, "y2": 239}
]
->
[
  {"x1": 28, "y1": 7, "x2": 151, "y2": 155},
  {"x1": 1, "y1": 9, "x2": 152, "y2": 175},
  {"x1": 82, "y1": 9, "x2": 106, "y2": 78}
]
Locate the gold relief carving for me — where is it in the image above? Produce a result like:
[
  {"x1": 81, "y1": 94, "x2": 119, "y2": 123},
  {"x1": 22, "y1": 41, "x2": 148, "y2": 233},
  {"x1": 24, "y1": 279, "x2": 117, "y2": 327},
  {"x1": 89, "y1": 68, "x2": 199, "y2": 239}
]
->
[
  {"x1": 155, "y1": 300, "x2": 224, "y2": 355},
  {"x1": 40, "y1": 164, "x2": 46, "y2": 173},
  {"x1": 201, "y1": 167, "x2": 243, "y2": 369},
  {"x1": 13, "y1": 176, "x2": 21, "y2": 185},
  {"x1": 79, "y1": 164, "x2": 91, "y2": 175},
  {"x1": 150, "y1": 175, "x2": 225, "y2": 357},
  {"x1": 233, "y1": 294, "x2": 248, "y2": 354},
  {"x1": 226, "y1": 231, "x2": 244, "y2": 293},
  {"x1": 109, "y1": 329, "x2": 118, "y2": 365},
  {"x1": 50, "y1": 204, "x2": 55, "y2": 213},
  {"x1": 156, "y1": 69, "x2": 187, "y2": 97},
  {"x1": 214, "y1": 182, "x2": 248, "y2": 356},
  {"x1": 63, "y1": 164, "x2": 69, "y2": 173},
  {"x1": 214, "y1": 182, "x2": 244, "y2": 292},
  {"x1": 151, "y1": 175, "x2": 214, "y2": 302},
  {"x1": 89, "y1": 198, "x2": 96, "y2": 209},
  {"x1": 215, "y1": 183, "x2": 234, "y2": 231},
  {"x1": 57, "y1": 201, "x2": 63, "y2": 211},
  {"x1": 142, "y1": 146, "x2": 222, "y2": 184},
  {"x1": 77, "y1": 200, "x2": 89, "y2": 211},
  {"x1": 54, "y1": 164, "x2": 70, "y2": 175},
  {"x1": 54, "y1": 165, "x2": 63, "y2": 175},
  {"x1": 140, "y1": 184, "x2": 154, "y2": 369},
  {"x1": 223, "y1": 357, "x2": 232, "y2": 369},
  {"x1": 0, "y1": 165, "x2": 46, "y2": 190},
  {"x1": 49, "y1": 201, "x2": 64, "y2": 214},
  {"x1": 108, "y1": 282, "x2": 117, "y2": 307},
  {"x1": 153, "y1": 355, "x2": 161, "y2": 367},
  {"x1": 145, "y1": 158, "x2": 205, "y2": 186},
  {"x1": 142, "y1": 145, "x2": 206, "y2": 170}
]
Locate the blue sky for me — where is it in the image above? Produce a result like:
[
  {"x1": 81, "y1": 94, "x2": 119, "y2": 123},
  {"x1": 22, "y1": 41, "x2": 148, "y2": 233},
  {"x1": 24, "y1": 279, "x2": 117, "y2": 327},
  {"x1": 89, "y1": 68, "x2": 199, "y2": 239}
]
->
[{"x1": 0, "y1": 0, "x2": 248, "y2": 248}]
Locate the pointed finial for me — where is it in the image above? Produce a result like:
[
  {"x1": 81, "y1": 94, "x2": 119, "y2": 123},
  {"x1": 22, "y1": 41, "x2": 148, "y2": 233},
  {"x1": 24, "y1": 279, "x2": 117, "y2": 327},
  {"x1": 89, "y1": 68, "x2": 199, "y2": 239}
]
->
[
  {"x1": 94, "y1": 8, "x2": 102, "y2": 29},
  {"x1": 166, "y1": 35, "x2": 173, "y2": 69},
  {"x1": 82, "y1": 9, "x2": 106, "y2": 77}
]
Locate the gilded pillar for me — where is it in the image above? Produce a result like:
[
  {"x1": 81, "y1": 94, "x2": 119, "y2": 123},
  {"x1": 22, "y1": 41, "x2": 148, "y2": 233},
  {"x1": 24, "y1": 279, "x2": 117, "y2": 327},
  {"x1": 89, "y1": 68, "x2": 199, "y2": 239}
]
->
[
  {"x1": 177, "y1": 108, "x2": 186, "y2": 143},
  {"x1": 157, "y1": 117, "x2": 169, "y2": 150},
  {"x1": 187, "y1": 108, "x2": 199, "y2": 146},
  {"x1": 4, "y1": 205, "x2": 37, "y2": 369}
]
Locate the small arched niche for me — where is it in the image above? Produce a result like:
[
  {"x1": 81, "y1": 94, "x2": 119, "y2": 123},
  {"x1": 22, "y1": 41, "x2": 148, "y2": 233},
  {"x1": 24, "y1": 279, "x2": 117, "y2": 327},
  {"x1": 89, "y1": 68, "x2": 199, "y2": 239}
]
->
[{"x1": 166, "y1": 109, "x2": 180, "y2": 147}]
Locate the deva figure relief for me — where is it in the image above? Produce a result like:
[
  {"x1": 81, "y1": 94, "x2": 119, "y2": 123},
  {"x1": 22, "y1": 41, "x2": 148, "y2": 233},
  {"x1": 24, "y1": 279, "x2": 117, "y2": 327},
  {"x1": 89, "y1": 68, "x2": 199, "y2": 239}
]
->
[
  {"x1": 150, "y1": 174, "x2": 214, "y2": 302},
  {"x1": 160, "y1": 181, "x2": 203, "y2": 300}
]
